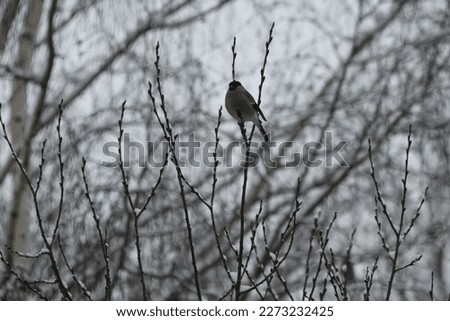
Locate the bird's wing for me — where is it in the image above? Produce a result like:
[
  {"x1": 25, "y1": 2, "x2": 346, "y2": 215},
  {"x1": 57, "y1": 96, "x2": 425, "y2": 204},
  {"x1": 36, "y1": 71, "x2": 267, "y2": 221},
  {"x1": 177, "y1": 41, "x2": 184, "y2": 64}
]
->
[
  {"x1": 243, "y1": 89, "x2": 267, "y2": 122},
  {"x1": 256, "y1": 106, "x2": 267, "y2": 122},
  {"x1": 243, "y1": 90, "x2": 257, "y2": 105}
]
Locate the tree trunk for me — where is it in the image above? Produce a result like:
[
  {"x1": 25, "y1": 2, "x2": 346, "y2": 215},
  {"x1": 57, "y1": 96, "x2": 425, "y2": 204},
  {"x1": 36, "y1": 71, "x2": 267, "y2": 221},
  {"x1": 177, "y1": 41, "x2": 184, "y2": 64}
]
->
[
  {"x1": 0, "y1": 0, "x2": 20, "y2": 55},
  {"x1": 6, "y1": 0, "x2": 44, "y2": 271}
]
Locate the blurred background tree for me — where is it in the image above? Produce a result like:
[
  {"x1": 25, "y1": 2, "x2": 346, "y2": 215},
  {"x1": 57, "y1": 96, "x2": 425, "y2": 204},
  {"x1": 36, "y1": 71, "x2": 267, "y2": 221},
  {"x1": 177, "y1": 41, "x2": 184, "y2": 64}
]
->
[{"x1": 0, "y1": 0, "x2": 449, "y2": 300}]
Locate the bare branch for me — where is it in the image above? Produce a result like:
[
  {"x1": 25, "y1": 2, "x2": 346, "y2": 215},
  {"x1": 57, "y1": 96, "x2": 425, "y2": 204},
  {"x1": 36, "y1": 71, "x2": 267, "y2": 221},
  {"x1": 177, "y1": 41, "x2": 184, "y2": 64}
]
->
[
  {"x1": 51, "y1": 100, "x2": 65, "y2": 245},
  {"x1": 57, "y1": 236, "x2": 92, "y2": 301},
  {"x1": 1, "y1": 102, "x2": 72, "y2": 300},
  {"x1": 363, "y1": 257, "x2": 379, "y2": 301},
  {"x1": 81, "y1": 158, "x2": 112, "y2": 300},
  {"x1": 150, "y1": 42, "x2": 202, "y2": 300},
  {"x1": 0, "y1": 250, "x2": 49, "y2": 300}
]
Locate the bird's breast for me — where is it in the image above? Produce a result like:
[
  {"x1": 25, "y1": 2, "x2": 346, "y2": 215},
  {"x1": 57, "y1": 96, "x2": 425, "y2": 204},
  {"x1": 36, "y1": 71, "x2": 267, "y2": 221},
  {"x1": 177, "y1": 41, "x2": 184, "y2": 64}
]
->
[{"x1": 225, "y1": 91, "x2": 254, "y2": 122}]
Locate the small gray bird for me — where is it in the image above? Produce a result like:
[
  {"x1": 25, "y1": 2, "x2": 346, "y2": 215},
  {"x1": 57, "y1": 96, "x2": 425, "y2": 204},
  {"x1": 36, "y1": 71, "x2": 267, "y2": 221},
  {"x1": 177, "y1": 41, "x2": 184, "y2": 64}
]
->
[{"x1": 225, "y1": 80, "x2": 269, "y2": 142}]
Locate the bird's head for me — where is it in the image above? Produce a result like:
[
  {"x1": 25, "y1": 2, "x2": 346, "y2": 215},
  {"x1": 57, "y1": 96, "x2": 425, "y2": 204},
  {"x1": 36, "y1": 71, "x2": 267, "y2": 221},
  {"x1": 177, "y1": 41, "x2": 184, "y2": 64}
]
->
[{"x1": 228, "y1": 80, "x2": 242, "y2": 91}]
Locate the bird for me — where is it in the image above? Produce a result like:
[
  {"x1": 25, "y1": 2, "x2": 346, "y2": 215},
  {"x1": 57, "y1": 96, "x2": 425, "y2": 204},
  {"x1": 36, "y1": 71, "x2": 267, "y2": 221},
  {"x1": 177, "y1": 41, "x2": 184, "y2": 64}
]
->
[{"x1": 225, "y1": 80, "x2": 269, "y2": 142}]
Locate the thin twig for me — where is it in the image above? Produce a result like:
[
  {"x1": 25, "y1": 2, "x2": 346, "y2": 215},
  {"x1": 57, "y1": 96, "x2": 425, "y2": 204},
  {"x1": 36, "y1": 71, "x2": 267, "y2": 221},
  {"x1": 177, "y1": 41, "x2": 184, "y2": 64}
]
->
[
  {"x1": 117, "y1": 101, "x2": 136, "y2": 213},
  {"x1": 117, "y1": 100, "x2": 148, "y2": 300},
  {"x1": 429, "y1": 271, "x2": 434, "y2": 301},
  {"x1": 239, "y1": 202, "x2": 301, "y2": 298},
  {"x1": 4, "y1": 245, "x2": 49, "y2": 259},
  {"x1": 319, "y1": 278, "x2": 328, "y2": 300},
  {"x1": 150, "y1": 42, "x2": 202, "y2": 300},
  {"x1": 231, "y1": 37, "x2": 237, "y2": 80},
  {"x1": 309, "y1": 212, "x2": 338, "y2": 300},
  {"x1": 0, "y1": 250, "x2": 49, "y2": 300},
  {"x1": 209, "y1": 107, "x2": 234, "y2": 286},
  {"x1": 256, "y1": 22, "x2": 275, "y2": 109},
  {"x1": 233, "y1": 24, "x2": 276, "y2": 297},
  {"x1": 395, "y1": 255, "x2": 422, "y2": 273},
  {"x1": 177, "y1": 106, "x2": 236, "y2": 293},
  {"x1": 0, "y1": 103, "x2": 72, "y2": 300},
  {"x1": 57, "y1": 236, "x2": 92, "y2": 301},
  {"x1": 302, "y1": 212, "x2": 321, "y2": 300},
  {"x1": 81, "y1": 158, "x2": 112, "y2": 300},
  {"x1": 51, "y1": 100, "x2": 65, "y2": 245},
  {"x1": 403, "y1": 187, "x2": 428, "y2": 239},
  {"x1": 265, "y1": 179, "x2": 301, "y2": 300},
  {"x1": 242, "y1": 200, "x2": 263, "y2": 279},
  {"x1": 136, "y1": 153, "x2": 168, "y2": 219},
  {"x1": 260, "y1": 221, "x2": 278, "y2": 299},
  {"x1": 235, "y1": 119, "x2": 251, "y2": 300},
  {"x1": 224, "y1": 227, "x2": 239, "y2": 259},
  {"x1": 369, "y1": 126, "x2": 426, "y2": 300},
  {"x1": 368, "y1": 138, "x2": 396, "y2": 233},
  {"x1": 319, "y1": 236, "x2": 346, "y2": 300},
  {"x1": 374, "y1": 199, "x2": 391, "y2": 255},
  {"x1": 363, "y1": 257, "x2": 379, "y2": 301},
  {"x1": 342, "y1": 228, "x2": 356, "y2": 289}
]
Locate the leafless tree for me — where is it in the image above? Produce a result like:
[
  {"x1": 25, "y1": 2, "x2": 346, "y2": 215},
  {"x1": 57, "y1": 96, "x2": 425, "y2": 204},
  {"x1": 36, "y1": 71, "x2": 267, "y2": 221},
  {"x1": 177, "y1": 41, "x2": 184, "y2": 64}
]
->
[{"x1": 0, "y1": 0, "x2": 449, "y2": 300}]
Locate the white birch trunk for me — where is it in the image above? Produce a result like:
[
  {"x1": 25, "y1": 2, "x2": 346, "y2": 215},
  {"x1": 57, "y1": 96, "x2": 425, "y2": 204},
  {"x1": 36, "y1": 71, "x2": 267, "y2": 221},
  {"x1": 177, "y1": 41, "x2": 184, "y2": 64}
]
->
[{"x1": 7, "y1": 0, "x2": 44, "y2": 271}]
